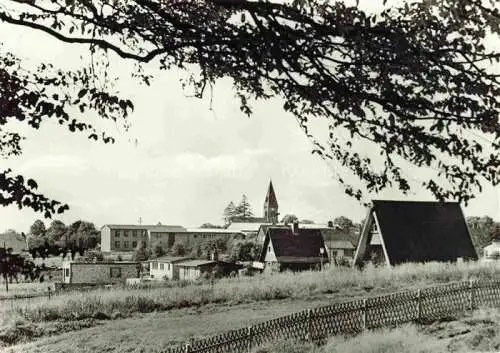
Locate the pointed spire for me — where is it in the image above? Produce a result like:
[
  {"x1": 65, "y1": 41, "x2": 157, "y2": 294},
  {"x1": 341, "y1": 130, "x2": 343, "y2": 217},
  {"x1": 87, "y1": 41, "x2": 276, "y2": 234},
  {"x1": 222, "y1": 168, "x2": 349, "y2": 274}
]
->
[{"x1": 265, "y1": 180, "x2": 278, "y2": 208}]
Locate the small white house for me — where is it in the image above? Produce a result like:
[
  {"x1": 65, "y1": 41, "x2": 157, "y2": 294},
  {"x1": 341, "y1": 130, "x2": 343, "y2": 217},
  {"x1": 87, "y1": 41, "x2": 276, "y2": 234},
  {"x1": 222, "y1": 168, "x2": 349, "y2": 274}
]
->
[
  {"x1": 483, "y1": 238, "x2": 500, "y2": 260},
  {"x1": 149, "y1": 256, "x2": 192, "y2": 280},
  {"x1": 61, "y1": 261, "x2": 140, "y2": 285}
]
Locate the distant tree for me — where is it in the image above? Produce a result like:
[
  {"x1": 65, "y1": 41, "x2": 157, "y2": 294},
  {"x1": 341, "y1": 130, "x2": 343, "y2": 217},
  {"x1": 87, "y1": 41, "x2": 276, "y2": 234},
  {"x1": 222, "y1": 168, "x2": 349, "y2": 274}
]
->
[
  {"x1": 62, "y1": 220, "x2": 100, "y2": 256},
  {"x1": 152, "y1": 242, "x2": 166, "y2": 258},
  {"x1": 334, "y1": 216, "x2": 355, "y2": 231},
  {"x1": 301, "y1": 219, "x2": 315, "y2": 224},
  {"x1": 28, "y1": 219, "x2": 47, "y2": 250},
  {"x1": 214, "y1": 238, "x2": 228, "y2": 254},
  {"x1": 234, "y1": 195, "x2": 254, "y2": 220},
  {"x1": 229, "y1": 240, "x2": 259, "y2": 262},
  {"x1": 83, "y1": 249, "x2": 104, "y2": 263},
  {"x1": 281, "y1": 214, "x2": 298, "y2": 225},
  {"x1": 200, "y1": 223, "x2": 223, "y2": 229},
  {"x1": 46, "y1": 220, "x2": 67, "y2": 243},
  {"x1": 133, "y1": 243, "x2": 151, "y2": 262},
  {"x1": 170, "y1": 241, "x2": 186, "y2": 256},
  {"x1": 29, "y1": 220, "x2": 46, "y2": 238},
  {"x1": 27, "y1": 220, "x2": 62, "y2": 259},
  {"x1": 190, "y1": 243, "x2": 203, "y2": 258},
  {"x1": 223, "y1": 201, "x2": 237, "y2": 225},
  {"x1": 467, "y1": 216, "x2": 498, "y2": 255},
  {"x1": 0, "y1": 247, "x2": 41, "y2": 292}
]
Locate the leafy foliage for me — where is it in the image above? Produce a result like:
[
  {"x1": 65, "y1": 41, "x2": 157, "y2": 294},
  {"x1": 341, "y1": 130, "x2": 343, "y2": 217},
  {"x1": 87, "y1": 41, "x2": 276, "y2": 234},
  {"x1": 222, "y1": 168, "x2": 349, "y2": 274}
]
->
[
  {"x1": 200, "y1": 223, "x2": 224, "y2": 229},
  {"x1": 0, "y1": 44, "x2": 133, "y2": 217},
  {"x1": 334, "y1": 216, "x2": 355, "y2": 232},
  {"x1": 466, "y1": 216, "x2": 500, "y2": 254},
  {"x1": 0, "y1": 0, "x2": 499, "y2": 206},
  {"x1": 46, "y1": 220, "x2": 67, "y2": 243},
  {"x1": 223, "y1": 201, "x2": 237, "y2": 225},
  {"x1": 152, "y1": 241, "x2": 166, "y2": 258},
  {"x1": 281, "y1": 214, "x2": 298, "y2": 224},
  {"x1": 0, "y1": 247, "x2": 41, "y2": 292},
  {"x1": 83, "y1": 249, "x2": 105, "y2": 262},
  {"x1": 228, "y1": 239, "x2": 259, "y2": 262},
  {"x1": 223, "y1": 195, "x2": 255, "y2": 223},
  {"x1": 27, "y1": 219, "x2": 99, "y2": 259},
  {"x1": 133, "y1": 242, "x2": 151, "y2": 261},
  {"x1": 234, "y1": 194, "x2": 254, "y2": 219},
  {"x1": 170, "y1": 240, "x2": 187, "y2": 256}
]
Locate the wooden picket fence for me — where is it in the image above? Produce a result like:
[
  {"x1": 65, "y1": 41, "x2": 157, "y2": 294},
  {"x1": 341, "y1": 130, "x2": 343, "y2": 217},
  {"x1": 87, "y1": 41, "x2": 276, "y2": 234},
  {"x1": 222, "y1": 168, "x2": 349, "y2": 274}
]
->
[{"x1": 162, "y1": 279, "x2": 500, "y2": 353}]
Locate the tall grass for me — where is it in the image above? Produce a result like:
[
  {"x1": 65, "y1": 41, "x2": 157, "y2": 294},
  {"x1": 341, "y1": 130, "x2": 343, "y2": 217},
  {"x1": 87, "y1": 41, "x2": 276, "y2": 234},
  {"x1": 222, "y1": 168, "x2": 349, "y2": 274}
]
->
[{"x1": 4, "y1": 261, "x2": 500, "y2": 325}]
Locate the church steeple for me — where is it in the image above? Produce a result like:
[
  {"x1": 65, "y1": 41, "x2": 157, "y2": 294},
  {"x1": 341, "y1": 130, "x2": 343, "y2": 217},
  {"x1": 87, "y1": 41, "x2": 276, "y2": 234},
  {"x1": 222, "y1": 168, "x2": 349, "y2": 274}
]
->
[{"x1": 264, "y1": 180, "x2": 279, "y2": 224}]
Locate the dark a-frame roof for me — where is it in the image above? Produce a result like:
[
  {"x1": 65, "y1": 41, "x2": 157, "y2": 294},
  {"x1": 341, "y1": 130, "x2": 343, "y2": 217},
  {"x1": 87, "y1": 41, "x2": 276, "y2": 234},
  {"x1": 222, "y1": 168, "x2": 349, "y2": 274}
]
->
[
  {"x1": 259, "y1": 228, "x2": 328, "y2": 263},
  {"x1": 370, "y1": 200, "x2": 478, "y2": 266}
]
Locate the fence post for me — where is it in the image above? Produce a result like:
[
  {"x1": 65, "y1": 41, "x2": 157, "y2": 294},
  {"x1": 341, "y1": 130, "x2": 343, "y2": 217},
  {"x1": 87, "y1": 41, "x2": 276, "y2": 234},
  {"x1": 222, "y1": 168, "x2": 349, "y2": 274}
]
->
[
  {"x1": 416, "y1": 289, "x2": 422, "y2": 320},
  {"x1": 306, "y1": 309, "x2": 312, "y2": 341},
  {"x1": 469, "y1": 279, "x2": 475, "y2": 311},
  {"x1": 247, "y1": 326, "x2": 253, "y2": 353},
  {"x1": 362, "y1": 299, "x2": 368, "y2": 330}
]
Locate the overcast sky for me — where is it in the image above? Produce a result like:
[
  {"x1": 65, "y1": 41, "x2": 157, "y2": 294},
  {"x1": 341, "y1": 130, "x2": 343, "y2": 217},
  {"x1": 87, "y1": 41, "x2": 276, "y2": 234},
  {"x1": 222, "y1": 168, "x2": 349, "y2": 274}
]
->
[{"x1": 0, "y1": 0, "x2": 499, "y2": 233}]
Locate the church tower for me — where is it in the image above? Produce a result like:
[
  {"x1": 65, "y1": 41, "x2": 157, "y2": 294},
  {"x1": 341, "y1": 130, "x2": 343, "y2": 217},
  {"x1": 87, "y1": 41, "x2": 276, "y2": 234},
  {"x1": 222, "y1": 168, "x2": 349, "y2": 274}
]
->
[{"x1": 263, "y1": 180, "x2": 279, "y2": 224}]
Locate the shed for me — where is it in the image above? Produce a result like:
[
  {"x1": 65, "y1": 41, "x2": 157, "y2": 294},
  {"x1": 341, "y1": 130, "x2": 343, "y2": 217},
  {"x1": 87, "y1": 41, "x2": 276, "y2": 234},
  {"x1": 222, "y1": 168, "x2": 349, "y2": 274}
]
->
[
  {"x1": 61, "y1": 261, "x2": 140, "y2": 285},
  {"x1": 175, "y1": 260, "x2": 218, "y2": 281},
  {"x1": 353, "y1": 200, "x2": 478, "y2": 267}
]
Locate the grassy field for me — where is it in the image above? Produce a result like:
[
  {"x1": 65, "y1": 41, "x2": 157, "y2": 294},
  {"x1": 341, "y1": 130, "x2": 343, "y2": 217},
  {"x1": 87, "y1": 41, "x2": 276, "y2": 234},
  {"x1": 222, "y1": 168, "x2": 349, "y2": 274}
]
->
[
  {"x1": 0, "y1": 282, "x2": 55, "y2": 296},
  {"x1": 4, "y1": 297, "x2": 338, "y2": 353},
  {"x1": 2, "y1": 261, "x2": 500, "y2": 349},
  {"x1": 6, "y1": 299, "x2": 500, "y2": 353}
]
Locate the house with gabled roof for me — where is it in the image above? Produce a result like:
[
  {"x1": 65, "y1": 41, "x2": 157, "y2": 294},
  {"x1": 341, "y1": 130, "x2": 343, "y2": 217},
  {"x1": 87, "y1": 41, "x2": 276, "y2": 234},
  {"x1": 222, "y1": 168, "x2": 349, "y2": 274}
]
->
[
  {"x1": 353, "y1": 200, "x2": 478, "y2": 267},
  {"x1": 259, "y1": 223, "x2": 329, "y2": 271},
  {"x1": 256, "y1": 224, "x2": 289, "y2": 247}
]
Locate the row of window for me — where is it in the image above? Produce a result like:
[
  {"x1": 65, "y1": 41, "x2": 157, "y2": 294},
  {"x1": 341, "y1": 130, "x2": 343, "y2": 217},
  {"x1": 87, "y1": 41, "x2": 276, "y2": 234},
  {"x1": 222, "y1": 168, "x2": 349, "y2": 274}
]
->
[
  {"x1": 114, "y1": 240, "x2": 146, "y2": 249},
  {"x1": 113, "y1": 230, "x2": 147, "y2": 238},
  {"x1": 113, "y1": 231, "x2": 228, "y2": 240},
  {"x1": 151, "y1": 262, "x2": 171, "y2": 270}
]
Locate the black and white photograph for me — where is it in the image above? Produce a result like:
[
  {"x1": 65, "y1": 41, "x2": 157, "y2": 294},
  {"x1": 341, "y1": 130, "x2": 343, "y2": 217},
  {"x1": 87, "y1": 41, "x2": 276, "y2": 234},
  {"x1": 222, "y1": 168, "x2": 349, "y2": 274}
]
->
[{"x1": 0, "y1": 0, "x2": 499, "y2": 352}]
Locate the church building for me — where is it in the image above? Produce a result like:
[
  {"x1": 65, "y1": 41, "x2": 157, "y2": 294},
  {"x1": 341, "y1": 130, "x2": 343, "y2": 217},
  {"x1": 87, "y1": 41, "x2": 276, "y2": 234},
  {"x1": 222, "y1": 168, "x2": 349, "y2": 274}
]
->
[
  {"x1": 227, "y1": 181, "x2": 281, "y2": 235},
  {"x1": 263, "y1": 180, "x2": 279, "y2": 224}
]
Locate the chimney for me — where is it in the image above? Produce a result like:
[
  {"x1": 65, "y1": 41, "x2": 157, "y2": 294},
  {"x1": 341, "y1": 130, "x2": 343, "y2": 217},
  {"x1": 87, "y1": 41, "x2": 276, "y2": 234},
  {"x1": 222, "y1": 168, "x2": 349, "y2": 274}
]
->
[
  {"x1": 327, "y1": 221, "x2": 334, "y2": 228},
  {"x1": 291, "y1": 221, "x2": 299, "y2": 236}
]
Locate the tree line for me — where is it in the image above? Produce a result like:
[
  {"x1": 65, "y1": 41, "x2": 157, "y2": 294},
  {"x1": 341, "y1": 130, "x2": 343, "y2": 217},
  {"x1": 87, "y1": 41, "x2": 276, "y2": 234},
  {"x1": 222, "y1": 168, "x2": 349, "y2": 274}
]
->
[
  {"x1": 223, "y1": 194, "x2": 254, "y2": 225},
  {"x1": 26, "y1": 219, "x2": 100, "y2": 260},
  {"x1": 132, "y1": 233, "x2": 260, "y2": 264}
]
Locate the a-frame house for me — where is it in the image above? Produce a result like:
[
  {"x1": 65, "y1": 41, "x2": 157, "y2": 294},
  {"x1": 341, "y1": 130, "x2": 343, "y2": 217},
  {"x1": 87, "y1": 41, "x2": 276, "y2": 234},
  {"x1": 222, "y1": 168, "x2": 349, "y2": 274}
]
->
[{"x1": 353, "y1": 200, "x2": 478, "y2": 267}]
